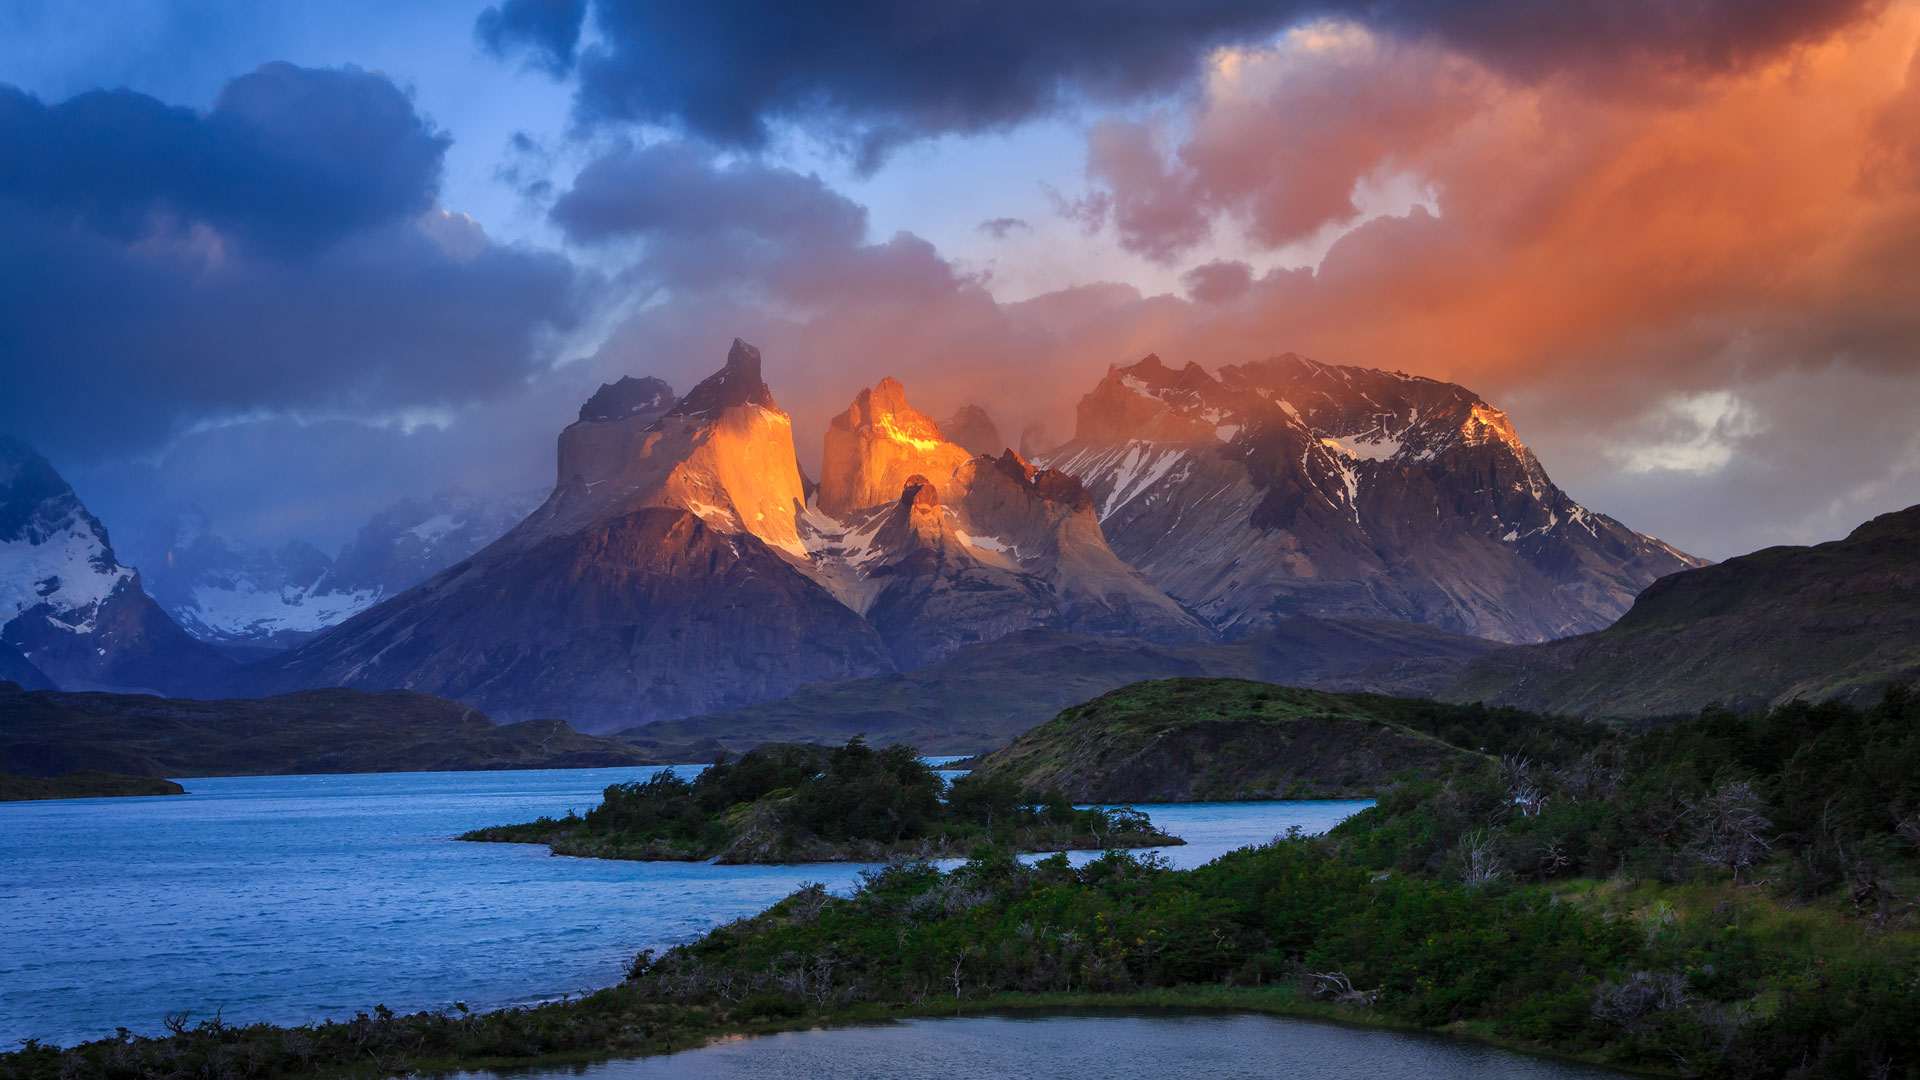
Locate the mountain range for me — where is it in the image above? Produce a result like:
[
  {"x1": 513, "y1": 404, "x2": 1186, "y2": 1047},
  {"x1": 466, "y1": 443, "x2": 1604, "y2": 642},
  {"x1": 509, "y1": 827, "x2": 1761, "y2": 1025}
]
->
[
  {"x1": 1040, "y1": 353, "x2": 1704, "y2": 643},
  {"x1": 215, "y1": 339, "x2": 1701, "y2": 731},
  {"x1": 123, "y1": 490, "x2": 542, "y2": 658}
]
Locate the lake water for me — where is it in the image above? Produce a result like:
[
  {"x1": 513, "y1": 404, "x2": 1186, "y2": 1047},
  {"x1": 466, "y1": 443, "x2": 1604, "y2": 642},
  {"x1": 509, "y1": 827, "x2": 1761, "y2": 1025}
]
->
[
  {"x1": 0, "y1": 767, "x2": 1368, "y2": 1047},
  {"x1": 462, "y1": 1012, "x2": 1628, "y2": 1079}
]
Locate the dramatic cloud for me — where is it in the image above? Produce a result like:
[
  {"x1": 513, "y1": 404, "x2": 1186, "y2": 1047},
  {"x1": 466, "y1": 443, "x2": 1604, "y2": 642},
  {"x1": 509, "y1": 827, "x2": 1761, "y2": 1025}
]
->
[
  {"x1": 476, "y1": 0, "x2": 587, "y2": 77},
  {"x1": 544, "y1": 3, "x2": 1920, "y2": 559},
  {"x1": 0, "y1": 63, "x2": 576, "y2": 463},
  {"x1": 483, "y1": 0, "x2": 1875, "y2": 165}
]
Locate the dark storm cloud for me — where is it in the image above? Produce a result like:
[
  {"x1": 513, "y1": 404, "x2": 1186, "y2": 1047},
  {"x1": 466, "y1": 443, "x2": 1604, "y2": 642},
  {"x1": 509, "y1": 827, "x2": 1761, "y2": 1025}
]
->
[
  {"x1": 476, "y1": 0, "x2": 587, "y2": 77},
  {"x1": 0, "y1": 64, "x2": 576, "y2": 463},
  {"x1": 0, "y1": 63, "x2": 445, "y2": 254},
  {"x1": 550, "y1": 140, "x2": 966, "y2": 307},
  {"x1": 483, "y1": 0, "x2": 1875, "y2": 163}
]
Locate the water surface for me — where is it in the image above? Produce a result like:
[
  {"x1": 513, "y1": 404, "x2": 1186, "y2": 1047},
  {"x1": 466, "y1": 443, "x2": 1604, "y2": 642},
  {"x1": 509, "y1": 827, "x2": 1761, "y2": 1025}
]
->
[
  {"x1": 463, "y1": 1012, "x2": 1627, "y2": 1079},
  {"x1": 0, "y1": 768, "x2": 1366, "y2": 1045}
]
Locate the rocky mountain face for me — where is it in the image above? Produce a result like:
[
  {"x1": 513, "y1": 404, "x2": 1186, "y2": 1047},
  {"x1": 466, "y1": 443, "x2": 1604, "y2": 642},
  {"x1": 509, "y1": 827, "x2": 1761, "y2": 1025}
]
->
[
  {"x1": 0, "y1": 437, "x2": 231, "y2": 693},
  {"x1": 241, "y1": 344, "x2": 1214, "y2": 730},
  {"x1": 127, "y1": 490, "x2": 542, "y2": 656},
  {"x1": 802, "y1": 377, "x2": 1211, "y2": 668},
  {"x1": 1446, "y1": 504, "x2": 1920, "y2": 718},
  {"x1": 1039, "y1": 353, "x2": 1704, "y2": 643},
  {"x1": 240, "y1": 342, "x2": 897, "y2": 729}
]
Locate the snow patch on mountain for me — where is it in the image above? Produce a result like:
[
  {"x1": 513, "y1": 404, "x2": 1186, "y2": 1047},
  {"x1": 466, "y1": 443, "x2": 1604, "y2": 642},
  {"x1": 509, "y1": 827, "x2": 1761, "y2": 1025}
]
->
[
  {"x1": 1, "y1": 527, "x2": 132, "y2": 633},
  {"x1": 181, "y1": 579, "x2": 382, "y2": 638}
]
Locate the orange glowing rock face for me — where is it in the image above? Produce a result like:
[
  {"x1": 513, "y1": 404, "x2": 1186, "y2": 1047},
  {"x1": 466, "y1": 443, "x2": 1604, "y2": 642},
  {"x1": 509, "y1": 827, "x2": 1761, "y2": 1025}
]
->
[
  {"x1": 816, "y1": 376, "x2": 977, "y2": 516},
  {"x1": 660, "y1": 403, "x2": 810, "y2": 556}
]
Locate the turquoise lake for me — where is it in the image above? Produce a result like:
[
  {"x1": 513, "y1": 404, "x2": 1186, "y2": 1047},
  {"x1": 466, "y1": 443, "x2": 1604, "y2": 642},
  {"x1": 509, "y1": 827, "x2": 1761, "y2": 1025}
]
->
[{"x1": 0, "y1": 767, "x2": 1367, "y2": 1047}]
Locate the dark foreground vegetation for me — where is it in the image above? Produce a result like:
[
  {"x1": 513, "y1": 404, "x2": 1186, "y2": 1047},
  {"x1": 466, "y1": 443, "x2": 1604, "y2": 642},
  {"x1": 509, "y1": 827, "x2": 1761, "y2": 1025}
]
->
[
  {"x1": 7, "y1": 689, "x2": 1919, "y2": 1080},
  {"x1": 462, "y1": 737, "x2": 1179, "y2": 863},
  {"x1": 0, "y1": 770, "x2": 185, "y2": 801}
]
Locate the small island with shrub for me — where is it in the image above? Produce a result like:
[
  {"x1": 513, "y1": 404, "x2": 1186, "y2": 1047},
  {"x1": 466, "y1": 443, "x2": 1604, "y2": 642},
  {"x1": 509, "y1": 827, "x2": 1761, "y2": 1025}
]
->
[{"x1": 460, "y1": 736, "x2": 1181, "y2": 864}]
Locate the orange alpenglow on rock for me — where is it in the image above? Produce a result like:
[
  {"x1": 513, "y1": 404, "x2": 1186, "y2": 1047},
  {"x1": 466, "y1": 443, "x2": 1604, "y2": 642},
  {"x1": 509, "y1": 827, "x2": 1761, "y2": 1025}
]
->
[{"x1": 817, "y1": 376, "x2": 976, "y2": 516}]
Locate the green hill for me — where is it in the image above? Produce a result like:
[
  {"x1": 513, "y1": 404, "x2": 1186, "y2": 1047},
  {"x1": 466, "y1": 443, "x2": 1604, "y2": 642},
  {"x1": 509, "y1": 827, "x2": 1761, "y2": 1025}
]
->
[{"x1": 970, "y1": 678, "x2": 1603, "y2": 802}]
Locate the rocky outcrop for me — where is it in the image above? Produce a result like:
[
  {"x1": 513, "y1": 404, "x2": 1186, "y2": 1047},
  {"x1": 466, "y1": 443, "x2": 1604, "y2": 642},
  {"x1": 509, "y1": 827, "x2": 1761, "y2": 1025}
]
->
[
  {"x1": 817, "y1": 377, "x2": 975, "y2": 517},
  {"x1": 1041, "y1": 353, "x2": 1703, "y2": 643},
  {"x1": 578, "y1": 375, "x2": 674, "y2": 423},
  {"x1": 1445, "y1": 504, "x2": 1920, "y2": 718}
]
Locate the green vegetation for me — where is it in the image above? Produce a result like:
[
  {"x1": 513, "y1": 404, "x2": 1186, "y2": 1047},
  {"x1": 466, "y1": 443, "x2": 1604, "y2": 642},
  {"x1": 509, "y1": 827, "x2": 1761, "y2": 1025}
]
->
[
  {"x1": 9, "y1": 688, "x2": 1920, "y2": 1079},
  {"x1": 461, "y1": 736, "x2": 1179, "y2": 864},
  {"x1": 972, "y1": 678, "x2": 1609, "y2": 801},
  {"x1": 611, "y1": 688, "x2": 1920, "y2": 1076},
  {"x1": 0, "y1": 770, "x2": 185, "y2": 802}
]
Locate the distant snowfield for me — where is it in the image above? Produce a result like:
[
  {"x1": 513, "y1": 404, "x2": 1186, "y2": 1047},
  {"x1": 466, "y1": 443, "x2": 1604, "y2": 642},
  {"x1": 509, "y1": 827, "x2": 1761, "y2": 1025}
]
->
[{"x1": 180, "y1": 580, "x2": 383, "y2": 637}]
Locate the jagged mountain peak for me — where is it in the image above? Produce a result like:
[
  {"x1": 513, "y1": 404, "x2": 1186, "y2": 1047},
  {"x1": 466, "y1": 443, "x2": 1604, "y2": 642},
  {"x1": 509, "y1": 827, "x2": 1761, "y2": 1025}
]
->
[
  {"x1": 661, "y1": 337, "x2": 778, "y2": 421},
  {"x1": 1077, "y1": 354, "x2": 1250, "y2": 445},
  {"x1": 985, "y1": 449, "x2": 1095, "y2": 512},
  {"x1": 938, "y1": 404, "x2": 1003, "y2": 457},
  {"x1": 0, "y1": 437, "x2": 228, "y2": 692},
  {"x1": 818, "y1": 377, "x2": 974, "y2": 516},
  {"x1": 579, "y1": 375, "x2": 675, "y2": 423}
]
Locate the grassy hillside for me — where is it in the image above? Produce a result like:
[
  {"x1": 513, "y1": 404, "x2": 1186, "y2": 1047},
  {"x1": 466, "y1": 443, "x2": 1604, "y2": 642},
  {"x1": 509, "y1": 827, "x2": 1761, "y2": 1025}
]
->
[
  {"x1": 0, "y1": 682, "x2": 669, "y2": 778},
  {"x1": 1447, "y1": 504, "x2": 1920, "y2": 718},
  {"x1": 622, "y1": 618, "x2": 1496, "y2": 755},
  {"x1": 0, "y1": 770, "x2": 185, "y2": 801},
  {"x1": 971, "y1": 678, "x2": 1606, "y2": 802}
]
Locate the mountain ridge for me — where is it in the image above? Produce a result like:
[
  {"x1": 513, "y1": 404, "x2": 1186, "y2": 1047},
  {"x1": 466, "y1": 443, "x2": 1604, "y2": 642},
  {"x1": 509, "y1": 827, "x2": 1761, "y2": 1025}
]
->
[{"x1": 1444, "y1": 503, "x2": 1920, "y2": 718}]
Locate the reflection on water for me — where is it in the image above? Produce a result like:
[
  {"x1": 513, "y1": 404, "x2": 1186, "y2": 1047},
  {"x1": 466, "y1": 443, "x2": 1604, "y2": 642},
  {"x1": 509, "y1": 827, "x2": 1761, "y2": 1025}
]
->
[
  {"x1": 467, "y1": 1012, "x2": 1629, "y2": 1080},
  {"x1": 0, "y1": 767, "x2": 1368, "y2": 1045}
]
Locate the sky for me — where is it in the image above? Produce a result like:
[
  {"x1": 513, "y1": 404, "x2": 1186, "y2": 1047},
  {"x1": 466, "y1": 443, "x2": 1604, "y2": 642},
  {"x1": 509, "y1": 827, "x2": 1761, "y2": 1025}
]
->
[{"x1": 3, "y1": 0, "x2": 1918, "y2": 562}]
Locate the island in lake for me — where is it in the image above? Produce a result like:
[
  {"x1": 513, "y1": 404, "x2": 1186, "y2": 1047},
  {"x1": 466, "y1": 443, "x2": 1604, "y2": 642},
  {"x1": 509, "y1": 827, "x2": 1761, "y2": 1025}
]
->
[
  {"x1": 0, "y1": 770, "x2": 185, "y2": 802},
  {"x1": 462, "y1": 736, "x2": 1180, "y2": 864}
]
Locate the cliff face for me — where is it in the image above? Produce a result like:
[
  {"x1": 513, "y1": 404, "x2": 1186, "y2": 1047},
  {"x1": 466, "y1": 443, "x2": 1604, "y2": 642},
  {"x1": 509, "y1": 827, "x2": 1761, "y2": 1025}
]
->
[
  {"x1": 1041, "y1": 353, "x2": 1704, "y2": 644},
  {"x1": 802, "y1": 381, "x2": 1213, "y2": 668},
  {"x1": 1445, "y1": 504, "x2": 1920, "y2": 718}
]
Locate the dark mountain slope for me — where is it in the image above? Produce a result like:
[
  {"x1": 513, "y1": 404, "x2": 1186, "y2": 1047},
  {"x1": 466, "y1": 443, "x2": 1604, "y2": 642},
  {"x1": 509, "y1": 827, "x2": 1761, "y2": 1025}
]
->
[
  {"x1": 1446, "y1": 504, "x2": 1920, "y2": 717},
  {"x1": 620, "y1": 616, "x2": 1496, "y2": 755}
]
